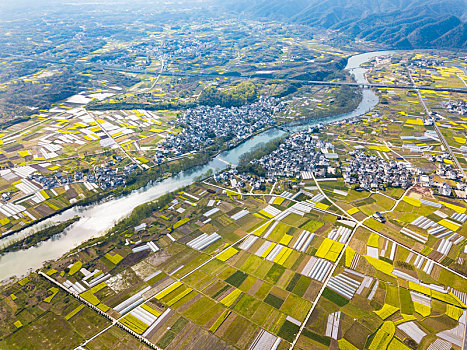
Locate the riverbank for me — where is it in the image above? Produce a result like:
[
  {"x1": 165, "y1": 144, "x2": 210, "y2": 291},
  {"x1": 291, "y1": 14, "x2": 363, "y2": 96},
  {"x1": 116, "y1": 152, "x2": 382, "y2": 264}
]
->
[
  {"x1": 0, "y1": 50, "x2": 396, "y2": 282},
  {"x1": 0, "y1": 217, "x2": 79, "y2": 255},
  {"x1": 0, "y1": 122, "x2": 281, "y2": 244}
]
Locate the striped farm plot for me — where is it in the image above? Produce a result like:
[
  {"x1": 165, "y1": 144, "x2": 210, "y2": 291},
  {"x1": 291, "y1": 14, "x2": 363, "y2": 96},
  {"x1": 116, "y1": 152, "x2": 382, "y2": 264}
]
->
[
  {"x1": 141, "y1": 308, "x2": 172, "y2": 338},
  {"x1": 436, "y1": 309, "x2": 466, "y2": 348},
  {"x1": 264, "y1": 244, "x2": 293, "y2": 265},
  {"x1": 238, "y1": 235, "x2": 259, "y2": 251},
  {"x1": 366, "y1": 245, "x2": 379, "y2": 258},
  {"x1": 292, "y1": 230, "x2": 315, "y2": 252},
  {"x1": 447, "y1": 287, "x2": 467, "y2": 306},
  {"x1": 325, "y1": 311, "x2": 341, "y2": 340},
  {"x1": 451, "y1": 212, "x2": 467, "y2": 223},
  {"x1": 438, "y1": 218, "x2": 462, "y2": 232},
  {"x1": 259, "y1": 205, "x2": 282, "y2": 219},
  {"x1": 333, "y1": 189, "x2": 348, "y2": 196},
  {"x1": 114, "y1": 286, "x2": 152, "y2": 315},
  {"x1": 411, "y1": 291, "x2": 432, "y2": 308},
  {"x1": 397, "y1": 321, "x2": 427, "y2": 344},
  {"x1": 412, "y1": 254, "x2": 436, "y2": 275},
  {"x1": 427, "y1": 339, "x2": 453, "y2": 350},
  {"x1": 379, "y1": 240, "x2": 397, "y2": 261},
  {"x1": 420, "y1": 199, "x2": 442, "y2": 208},
  {"x1": 120, "y1": 304, "x2": 171, "y2": 336},
  {"x1": 368, "y1": 280, "x2": 379, "y2": 300},
  {"x1": 279, "y1": 191, "x2": 293, "y2": 199},
  {"x1": 436, "y1": 239, "x2": 454, "y2": 257},
  {"x1": 204, "y1": 207, "x2": 220, "y2": 217},
  {"x1": 310, "y1": 193, "x2": 325, "y2": 203},
  {"x1": 356, "y1": 274, "x2": 374, "y2": 295},
  {"x1": 411, "y1": 216, "x2": 441, "y2": 231},
  {"x1": 0, "y1": 202, "x2": 26, "y2": 219},
  {"x1": 63, "y1": 280, "x2": 87, "y2": 294},
  {"x1": 393, "y1": 269, "x2": 419, "y2": 283},
  {"x1": 262, "y1": 221, "x2": 283, "y2": 239},
  {"x1": 129, "y1": 305, "x2": 158, "y2": 327},
  {"x1": 433, "y1": 210, "x2": 448, "y2": 219},
  {"x1": 300, "y1": 171, "x2": 314, "y2": 180},
  {"x1": 83, "y1": 270, "x2": 111, "y2": 288},
  {"x1": 255, "y1": 241, "x2": 276, "y2": 258},
  {"x1": 303, "y1": 193, "x2": 329, "y2": 211},
  {"x1": 12, "y1": 165, "x2": 37, "y2": 179},
  {"x1": 327, "y1": 271, "x2": 363, "y2": 300},
  {"x1": 327, "y1": 225, "x2": 353, "y2": 244},
  {"x1": 132, "y1": 241, "x2": 160, "y2": 253},
  {"x1": 300, "y1": 256, "x2": 333, "y2": 282},
  {"x1": 290, "y1": 202, "x2": 313, "y2": 214},
  {"x1": 182, "y1": 192, "x2": 200, "y2": 202},
  {"x1": 273, "y1": 202, "x2": 314, "y2": 222},
  {"x1": 400, "y1": 227, "x2": 428, "y2": 244},
  {"x1": 14, "y1": 179, "x2": 40, "y2": 195},
  {"x1": 187, "y1": 233, "x2": 221, "y2": 250},
  {"x1": 349, "y1": 252, "x2": 361, "y2": 270},
  {"x1": 249, "y1": 329, "x2": 281, "y2": 350},
  {"x1": 252, "y1": 239, "x2": 293, "y2": 265},
  {"x1": 230, "y1": 209, "x2": 249, "y2": 221}
]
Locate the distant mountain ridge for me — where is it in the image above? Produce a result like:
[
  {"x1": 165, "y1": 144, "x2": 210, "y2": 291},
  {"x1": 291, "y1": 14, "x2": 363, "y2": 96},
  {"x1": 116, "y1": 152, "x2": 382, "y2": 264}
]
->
[{"x1": 216, "y1": 0, "x2": 467, "y2": 49}]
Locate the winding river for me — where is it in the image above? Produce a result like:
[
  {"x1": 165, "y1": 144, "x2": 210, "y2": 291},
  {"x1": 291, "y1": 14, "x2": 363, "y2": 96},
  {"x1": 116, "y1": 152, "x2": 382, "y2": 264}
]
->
[{"x1": 0, "y1": 50, "x2": 396, "y2": 282}]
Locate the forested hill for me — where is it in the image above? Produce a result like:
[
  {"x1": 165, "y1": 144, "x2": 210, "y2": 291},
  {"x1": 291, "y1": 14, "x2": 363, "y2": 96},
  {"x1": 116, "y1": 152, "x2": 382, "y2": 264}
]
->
[{"x1": 216, "y1": 0, "x2": 467, "y2": 50}]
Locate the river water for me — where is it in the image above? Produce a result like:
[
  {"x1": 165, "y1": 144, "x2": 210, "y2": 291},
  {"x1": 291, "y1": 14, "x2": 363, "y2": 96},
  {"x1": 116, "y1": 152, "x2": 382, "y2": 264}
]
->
[{"x1": 0, "y1": 50, "x2": 395, "y2": 282}]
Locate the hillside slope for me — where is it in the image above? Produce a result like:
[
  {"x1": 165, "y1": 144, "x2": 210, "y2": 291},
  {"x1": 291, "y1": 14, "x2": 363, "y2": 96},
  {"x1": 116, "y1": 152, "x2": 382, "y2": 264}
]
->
[{"x1": 217, "y1": 0, "x2": 467, "y2": 49}]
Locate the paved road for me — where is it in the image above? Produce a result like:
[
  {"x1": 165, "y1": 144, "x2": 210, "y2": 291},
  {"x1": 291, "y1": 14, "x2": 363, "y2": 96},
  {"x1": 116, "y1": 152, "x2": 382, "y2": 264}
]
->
[
  {"x1": 38, "y1": 271, "x2": 160, "y2": 350},
  {"x1": 408, "y1": 67, "x2": 466, "y2": 178},
  {"x1": 85, "y1": 110, "x2": 143, "y2": 170},
  {"x1": 4, "y1": 53, "x2": 467, "y2": 94}
]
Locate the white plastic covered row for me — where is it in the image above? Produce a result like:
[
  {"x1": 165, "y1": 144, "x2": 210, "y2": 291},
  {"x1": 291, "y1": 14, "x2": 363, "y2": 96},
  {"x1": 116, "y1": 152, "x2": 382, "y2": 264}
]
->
[
  {"x1": 327, "y1": 273, "x2": 361, "y2": 300},
  {"x1": 310, "y1": 193, "x2": 325, "y2": 203},
  {"x1": 451, "y1": 212, "x2": 467, "y2": 223},
  {"x1": 86, "y1": 273, "x2": 111, "y2": 288},
  {"x1": 293, "y1": 230, "x2": 314, "y2": 252},
  {"x1": 261, "y1": 205, "x2": 282, "y2": 218},
  {"x1": 63, "y1": 280, "x2": 86, "y2": 294},
  {"x1": 203, "y1": 207, "x2": 220, "y2": 217},
  {"x1": 0, "y1": 203, "x2": 26, "y2": 218},
  {"x1": 325, "y1": 311, "x2": 341, "y2": 340},
  {"x1": 231, "y1": 209, "x2": 249, "y2": 221},
  {"x1": 239, "y1": 235, "x2": 258, "y2": 251},
  {"x1": 114, "y1": 286, "x2": 151, "y2": 315},
  {"x1": 255, "y1": 241, "x2": 273, "y2": 257},
  {"x1": 401, "y1": 227, "x2": 427, "y2": 243},
  {"x1": 420, "y1": 199, "x2": 442, "y2": 208},
  {"x1": 188, "y1": 233, "x2": 221, "y2": 250},
  {"x1": 303, "y1": 258, "x2": 332, "y2": 282},
  {"x1": 130, "y1": 305, "x2": 158, "y2": 325},
  {"x1": 411, "y1": 216, "x2": 438, "y2": 230},
  {"x1": 265, "y1": 244, "x2": 284, "y2": 262},
  {"x1": 142, "y1": 308, "x2": 172, "y2": 338},
  {"x1": 437, "y1": 239, "x2": 453, "y2": 256},
  {"x1": 249, "y1": 329, "x2": 281, "y2": 350}
]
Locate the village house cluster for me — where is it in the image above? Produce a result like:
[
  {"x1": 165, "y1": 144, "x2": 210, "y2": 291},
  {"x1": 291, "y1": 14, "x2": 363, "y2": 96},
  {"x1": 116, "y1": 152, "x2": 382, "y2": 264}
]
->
[
  {"x1": 343, "y1": 151, "x2": 415, "y2": 190},
  {"x1": 27, "y1": 160, "x2": 135, "y2": 191},
  {"x1": 446, "y1": 100, "x2": 467, "y2": 117},
  {"x1": 409, "y1": 59, "x2": 442, "y2": 68},
  {"x1": 87, "y1": 38, "x2": 215, "y2": 71},
  {"x1": 137, "y1": 38, "x2": 214, "y2": 59},
  {"x1": 434, "y1": 162, "x2": 461, "y2": 181},
  {"x1": 157, "y1": 97, "x2": 281, "y2": 158},
  {"x1": 251, "y1": 131, "x2": 338, "y2": 178},
  {"x1": 214, "y1": 168, "x2": 273, "y2": 191}
]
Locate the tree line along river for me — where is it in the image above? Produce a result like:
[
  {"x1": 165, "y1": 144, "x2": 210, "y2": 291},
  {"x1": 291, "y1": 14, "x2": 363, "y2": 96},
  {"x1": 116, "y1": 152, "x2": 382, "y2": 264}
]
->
[{"x1": 0, "y1": 51, "x2": 396, "y2": 282}]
